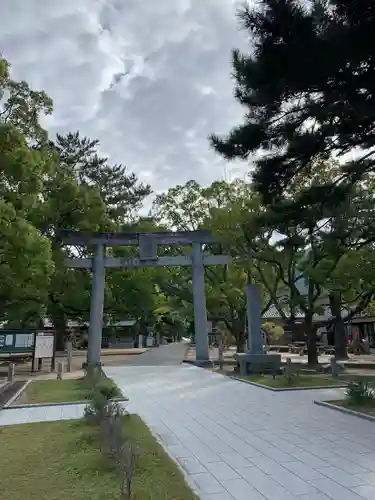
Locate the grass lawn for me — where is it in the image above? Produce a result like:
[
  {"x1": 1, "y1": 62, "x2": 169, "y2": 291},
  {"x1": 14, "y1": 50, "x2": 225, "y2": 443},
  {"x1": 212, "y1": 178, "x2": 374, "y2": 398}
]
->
[
  {"x1": 0, "y1": 415, "x2": 197, "y2": 500},
  {"x1": 236, "y1": 374, "x2": 344, "y2": 388},
  {"x1": 14, "y1": 379, "x2": 92, "y2": 405},
  {"x1": 327, "y1": 399, "x2": 375, "y2": 417}
]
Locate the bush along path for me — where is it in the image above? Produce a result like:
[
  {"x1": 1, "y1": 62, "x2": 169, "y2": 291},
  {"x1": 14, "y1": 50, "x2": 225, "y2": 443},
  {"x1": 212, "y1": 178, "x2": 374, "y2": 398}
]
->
[
  {"x1": 317, "y1": 378, "x2": 375, "y2": 421},
  {"x1": 82, "y1": 367, "x2": 196, "y2": 499}
]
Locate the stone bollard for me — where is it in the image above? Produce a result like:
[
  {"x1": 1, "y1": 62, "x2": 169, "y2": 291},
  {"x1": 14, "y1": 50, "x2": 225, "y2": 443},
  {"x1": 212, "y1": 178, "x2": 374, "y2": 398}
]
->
[
  {"x1": 57, "y1": 362, "x2": 63, "y2": 380},
  {"x1": 138, "y1": 334, "x2": 144, "y2": 348},
  {"x1": 285, "y1": 357, "x2": 293, "y2": 384},
  {"x1": 66, "y1": 341, "x2": 72, "y2": 373},
  {"x1": 7, "y1": 363, "x2": 15, "y2": 382},
  {"x1": 330, "y1": 356, "x2": 338, "y2": 379},
  {"x1": 218, "y1": 339, "x2": 224, "y2": 371}
]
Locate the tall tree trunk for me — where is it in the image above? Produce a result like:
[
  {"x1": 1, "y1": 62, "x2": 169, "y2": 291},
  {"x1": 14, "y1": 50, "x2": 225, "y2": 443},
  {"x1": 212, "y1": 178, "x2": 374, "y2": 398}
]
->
[
  {"x1": 235, "y1": 330, "x2": 245, "y2": 353},
  {"x1": 330, "y1": 292, "x2": 347, "y2": 359},
  {"x1": 52, "y1": 313, "x2": 67, "y2": 351},
  {"x1": 232, "y1": 320, "x2": 244, "y2": 353},
  {"x1": 305, "y1": 312, "x2": 318, "y2": 365}
]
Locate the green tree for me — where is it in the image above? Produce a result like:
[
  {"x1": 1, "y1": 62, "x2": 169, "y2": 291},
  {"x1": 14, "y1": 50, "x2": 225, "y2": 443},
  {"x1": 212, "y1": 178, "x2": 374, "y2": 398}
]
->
[
  {"x1": 53, "y1": 132, "x2": 151, "y2": 224},
  {"x1": 0, "y1": 199, "x2": 54, "y2": 324},
  {"x1": 0, "y1": 57, "x2": 52, "y2": 144},
  {"x1": 0, "y1": 56, "x2": 157, "y2": 346},
  {"x1": 0, "y1": 59, "x2": 56, "y2": 324},
  {"x1": 154, "y1": 179, "x2": 274, "y2": 351},
  {"x1": 210, "y1": 0, "x2": 375, "y2": 207}
]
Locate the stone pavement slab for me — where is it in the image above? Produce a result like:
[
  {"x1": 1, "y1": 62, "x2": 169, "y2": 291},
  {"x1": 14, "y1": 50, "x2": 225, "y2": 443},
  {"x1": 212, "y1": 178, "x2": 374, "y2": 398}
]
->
[
  {"x1": 0, "y1": 402, "x2": 86, "y2": 426},
  {"x1": 104, "y1": 364, "x2": 375, "y2": 500}
]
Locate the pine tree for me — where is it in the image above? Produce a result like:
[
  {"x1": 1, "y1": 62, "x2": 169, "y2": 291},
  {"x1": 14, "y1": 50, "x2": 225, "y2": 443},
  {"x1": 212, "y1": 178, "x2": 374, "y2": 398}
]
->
[
  {"x1": 54, "y1": 132, "x2": 151, "y2": 224},
  {"x1": 210, "y1": 0, "x2": 375, "y2": 206}
]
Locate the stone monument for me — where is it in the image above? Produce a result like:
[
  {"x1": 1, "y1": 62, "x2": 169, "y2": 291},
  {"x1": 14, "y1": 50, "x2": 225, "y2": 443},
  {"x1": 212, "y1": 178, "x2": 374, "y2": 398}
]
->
[{"x1": 235, "y1": 284, "x2": 281, "y2": 375}]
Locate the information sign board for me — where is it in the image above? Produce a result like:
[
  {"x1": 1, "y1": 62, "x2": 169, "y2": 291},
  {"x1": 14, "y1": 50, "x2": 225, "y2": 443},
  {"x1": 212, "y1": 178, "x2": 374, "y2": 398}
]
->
[{"x1": 34, "y1": 332, "x2": 55, "y2": 359}]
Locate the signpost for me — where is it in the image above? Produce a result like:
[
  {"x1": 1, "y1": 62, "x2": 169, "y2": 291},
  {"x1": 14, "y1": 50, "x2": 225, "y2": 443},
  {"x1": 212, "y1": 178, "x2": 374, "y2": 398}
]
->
[
  {"x1": 32, "y1": 331, "x2": 56, "y2": 372},
  {"x1": 0, "y1": 330, "x2": 56, "y2": 373},
  {"x1": 58, "y1": 229, "x2": 232, "y2": 365}
]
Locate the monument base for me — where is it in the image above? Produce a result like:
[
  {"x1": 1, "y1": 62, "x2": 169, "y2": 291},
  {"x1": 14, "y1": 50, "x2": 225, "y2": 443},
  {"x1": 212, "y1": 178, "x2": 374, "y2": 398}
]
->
[{"x1": 234, "y1": 353, "x2": 282, "y2": 376}]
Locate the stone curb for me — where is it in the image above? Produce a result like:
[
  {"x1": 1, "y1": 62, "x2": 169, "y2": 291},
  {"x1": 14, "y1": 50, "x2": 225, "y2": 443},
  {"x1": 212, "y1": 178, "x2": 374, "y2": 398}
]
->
[
  {"x1": 2, "y1": 396, "x2": 129, "y2": 411},
  {"x1": 344, "y1": 362, "x2": 375, "y2": 370},
  {"x1": 230, "y1": 376, "x2": 347, "y2": 392},
  {"x1": 182, "y1": 359, "x2": 214, "y2": 368},
  {"x1": 314, "y1": 400, "x2": 375, "y2": 423},
  {"x1": 3, "y1": 380, "x2": 31, "y2": 407},
  {"x1": 56, "y1": 349, "x2": 149, "y2": 358},
  {"x1": 151, "y1": 429, "x2": 201, "y2": 499}
]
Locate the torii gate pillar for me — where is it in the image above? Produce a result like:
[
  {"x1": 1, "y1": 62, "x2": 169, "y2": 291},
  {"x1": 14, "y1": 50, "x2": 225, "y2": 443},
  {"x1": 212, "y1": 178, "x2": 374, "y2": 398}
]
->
[
  {"x1": 87, "y1": 243, "x2": 106, "y2": 365},
  {"x1": 192, "y1": 242, "x2": 209, "y2": 362}
]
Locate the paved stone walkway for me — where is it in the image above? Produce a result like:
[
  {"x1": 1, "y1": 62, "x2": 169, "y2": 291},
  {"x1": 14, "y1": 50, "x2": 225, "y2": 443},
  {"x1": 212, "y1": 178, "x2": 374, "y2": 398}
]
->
[
  {"x1": 0, "y1": 401, "x2": 85, "y2": 425},
  {"x1": 1, "y1": 365, "x2": 375, "y2": 500},
  {"x1": 104, "y1": 365, "x2": 375, "y2": 500}
]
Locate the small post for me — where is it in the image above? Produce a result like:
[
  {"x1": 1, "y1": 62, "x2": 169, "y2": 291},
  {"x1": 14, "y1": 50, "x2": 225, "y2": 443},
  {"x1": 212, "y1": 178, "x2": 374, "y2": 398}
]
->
[
  {"x1": 138, "y1": 334, "x2": 144, "y2": 348},
  {"x1": 246, "y1": 284, "x2": 263, "y2": 354},
  {"x1": 7, "y1": 363, "x2": 15, "y2": 382},
  {"x1": 218, "y1": 338, "x2": 224, "y2": 371},
  {"x1": 57, "y1": 361, "x2": 63, "y2": 380},
  {"x1": 330, "y1": 356, "x2": 338, "y2": 379},
  {"x1": 66, "y1": 340, "x2": 72, "y2": 373},
  {"x1": 285, "y1": 357, "x2": 293, "y2": 384},
  {"x1": 38, "y1": 358, "x2": 43, "y2": 371}
]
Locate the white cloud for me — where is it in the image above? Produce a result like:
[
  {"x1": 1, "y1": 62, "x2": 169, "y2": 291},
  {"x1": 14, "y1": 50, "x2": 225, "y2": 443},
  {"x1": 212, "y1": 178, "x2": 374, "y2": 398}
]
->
[{"x1": 0, "y1": 0, "x2": 251, "y2": 200}]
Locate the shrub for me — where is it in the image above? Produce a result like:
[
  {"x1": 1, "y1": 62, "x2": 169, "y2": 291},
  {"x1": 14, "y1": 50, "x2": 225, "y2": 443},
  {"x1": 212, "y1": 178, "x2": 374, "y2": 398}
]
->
[
  {"x1": 95, "y1": 378, "x2": 123, "y2": 400},
  {"x1": 84, "y1": 378, "x2": 125, "y2": 423},
  {"x1": 119, "y1": 440, "x2": 138, "y2": 499},
  {"x1": 84, "y1": 374, "x2": 136, "y2": 499},
  {"x1": 345, "y1": 380, "x2": 375, "y2": 406},
  {"x1": 100, "y1": 411, "x2": 124, "y2": 457}
]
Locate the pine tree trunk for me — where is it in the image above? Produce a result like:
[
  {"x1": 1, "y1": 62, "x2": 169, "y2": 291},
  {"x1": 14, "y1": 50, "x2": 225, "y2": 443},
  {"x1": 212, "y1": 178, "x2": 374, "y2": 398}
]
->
[
  {"x1": 236, "y1": 337, "x2": 245, "y2": 353},
  {"x1": 235, "y1": 325, "x2": 245, "y2": 353},
  {"x1": 52, "y1": 314, "x2": 67, "y2": 351},
  {"x1": 330, "y1": 293, "x2": 347, "y2": 360},
  {"x1": 305, "y1": 313, "x2": 318, "y2": 366}
]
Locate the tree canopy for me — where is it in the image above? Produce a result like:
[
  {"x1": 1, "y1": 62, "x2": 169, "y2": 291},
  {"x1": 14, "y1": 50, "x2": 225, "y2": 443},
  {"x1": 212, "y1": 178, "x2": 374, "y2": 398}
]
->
[
  {"x1": 2, "y1": 6, "x2": 375, "y2": 369},
  {"x1": 210, "y1": 0, "x2": 375, "y2": 208}
]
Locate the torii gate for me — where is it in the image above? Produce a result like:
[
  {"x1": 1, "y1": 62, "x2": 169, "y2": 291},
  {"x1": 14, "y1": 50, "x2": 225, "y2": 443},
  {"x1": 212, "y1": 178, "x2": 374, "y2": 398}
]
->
[{"x1": 57, "y1": 229, "x2": 235, "y2": 365}]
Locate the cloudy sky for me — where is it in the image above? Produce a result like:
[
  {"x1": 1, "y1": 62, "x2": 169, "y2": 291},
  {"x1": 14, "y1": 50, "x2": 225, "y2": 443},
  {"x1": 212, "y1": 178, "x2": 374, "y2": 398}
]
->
[{"x1": 0, "y1": 0, "x2": 250, "y2": 200}]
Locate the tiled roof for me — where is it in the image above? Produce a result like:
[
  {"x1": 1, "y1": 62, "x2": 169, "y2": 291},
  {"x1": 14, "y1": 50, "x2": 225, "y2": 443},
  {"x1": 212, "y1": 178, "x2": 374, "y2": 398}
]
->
[{"x1": 262, "y1": 305, "x2": 331, "y2": 321}]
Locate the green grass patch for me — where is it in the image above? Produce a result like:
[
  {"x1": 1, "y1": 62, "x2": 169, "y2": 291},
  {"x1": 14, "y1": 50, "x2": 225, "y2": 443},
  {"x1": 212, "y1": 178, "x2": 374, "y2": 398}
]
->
[
  {"x1": 236, "y1": 374, "x2": 343, "y2": 388},
  {"x1": 0, "y1": 415, "x2": 197, "y2": 500},
  {"x1": 15, "y1": 379, "x2": 92, "y2": 405}
]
